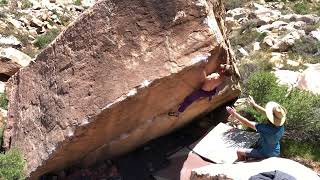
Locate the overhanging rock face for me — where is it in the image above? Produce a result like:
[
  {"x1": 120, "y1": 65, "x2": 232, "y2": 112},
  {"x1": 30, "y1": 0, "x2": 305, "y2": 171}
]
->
[{"x1": 3, "y1": 0, "x2": 240, "y2": 178}]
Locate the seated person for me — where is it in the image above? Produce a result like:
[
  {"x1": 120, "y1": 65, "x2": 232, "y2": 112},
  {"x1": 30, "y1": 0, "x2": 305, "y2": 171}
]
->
[
  {"x1": 168, "y1": 64, "x2": 233, "y2": 117},
  {"x1": 226, "y1": 96, "x2": 287, "y2": 160}
]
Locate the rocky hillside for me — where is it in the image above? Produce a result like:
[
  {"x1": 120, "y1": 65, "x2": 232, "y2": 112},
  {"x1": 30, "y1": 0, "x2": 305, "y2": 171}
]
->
[
  {"x1": 226, "y1": 1, "x2": 320, "y2": 94},
  {"x1": 0, "y1": 0, "x2": 95, "y2": 81}
]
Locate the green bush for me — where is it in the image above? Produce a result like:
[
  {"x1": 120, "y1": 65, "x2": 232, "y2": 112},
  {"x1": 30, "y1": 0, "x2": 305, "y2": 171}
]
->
[
  {"x1": 33, "y1": 29, "x2": 60, "y2": 49},
  {"x1": 292, "y1": 36, "x2": 320, "y2": 55},
  {"x1": 21, "y1": 0, "x2": 32, "y2": 9},
  {"x1": 288, "y1": 51, "x2": 320, "y2": 64},
  {"x1": 238, "y1": 52, "x2": 274, "y2": 91},
  {"x1": 242, "y1": 71, "x2": 320, "y2": 140},
  {"x1": 0, "y1": 149, "x2": 25, "y2": 180},
  {"x1": 230, "y1": 30, "x2": 263, "y2": 48},
  {"x1": 281, "y1": 139, "x2": 320, "y2": 161},
  {"x1": 283, "y1": 0, "x2": 320, "y2": 16},
  {"x1": 0, "y1": 93, "x2": 8, "y2": 110},
  {"x1": 289, "y1": 36, "x2": 320, "y2": 64},
  {"x1": 0, "y1": 0, "x2": 7, "y2": 6},
  {"x1": 242, "y1": 71, "x2": 281, "y2": 101},
  {"x1": 223, "y1": 0, "x2": 250, "y2": 10},
  {"x1": 293, "y1": 2, "x2": 308, "y2": 14},
  {"x1": 74, "y1": 0, "x2": 81, "y2": 6}
]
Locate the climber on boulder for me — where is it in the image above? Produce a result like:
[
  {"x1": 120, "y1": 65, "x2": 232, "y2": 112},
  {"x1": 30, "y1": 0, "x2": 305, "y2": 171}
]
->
[{"x1": 168, "y1": 63, "x2": 234, "y2": 117}]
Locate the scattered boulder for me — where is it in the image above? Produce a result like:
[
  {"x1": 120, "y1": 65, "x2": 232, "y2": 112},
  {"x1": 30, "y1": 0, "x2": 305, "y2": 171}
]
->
[
  {"x1": 0, "y1": 108, "x2": 7, "y2": 129},
  {"x1": 238, "y1": 47, "x2": 249, "y2": 56},
  {"x1": 253, "y1": 3, "x2": 281, "y2": 24},
  {"x1": 274, "y1": 69, "x2": 300, "y2": 87},
  {"x1": 0, "y1": 35, "x2": 21, "y2": 47},
  {"x1": 3, "y1": 0, "x2": 240, "y2": 179},
  {"x1": 280, "y1": 14, "x2": 320, "y2": 24},
  {"x1": 226, "y1": 8, "x2": 250, "y2": 20},
  {"x1": 310, "y1": 29, "x2": 320, "y2": 41},
  {"x1": 253, "y1": 42, "x2": 260, "y2": 51},
  {"x1": 0, "y1": 47, "x2": 32, "y2": 76},
  {"x1": 7, "y1": 17, "x2": 22, "y2": 29},
  {"x1": 81, "y1": 0, "x2": 97, "y2": 8},
  {"x1": 225, "y1": 17, "x2": 240, "y2": 32},
  {"x1": 297, "y1": 64, "x2": 320, "y2": 94},
  {"x1": 0, "y1": 81, "x2": 5, "y2": 93},
  {"x1": 264, "y1": 32, "x2": 301, "y2": 52}
]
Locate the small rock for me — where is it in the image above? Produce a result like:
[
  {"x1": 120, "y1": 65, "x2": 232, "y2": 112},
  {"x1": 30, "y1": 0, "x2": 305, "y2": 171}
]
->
[
  {"x1": 226, "y1": 8, "x2": 250, "y2": 20},
  {"x1": 270, "y1": 52, "x2": 284, "y2": 67},
  {"x1": 280, "y1": 14, "x2": 320, "y2": 24},
  {"x1": 225, "y1": 17, "x2": 239, "y2": 32},
  {"x1": 30, "y1": 17, "x2": 44, "y2": 27},
  {"x1": 254, "y1": 4, "x2": 281, "y2": 24},
  {"x1": 271, "y1": 21, "x2": 288, "y2": 29},
  {"x1": 0, "y1": 35, "x2": 21, "y2": 47},
  {"x1": 253, "y1": 42, "x2": 260, "y2": 51},
  {"x1": 0, "y1": 81, "x2": 5, "y2": 93},
  {"x1": 81, "y1": 0, "x2": 96, "y2": 7},
  {"x1": 257, "y1": 24, "x2": 274, "y2": 33},
  {"x1": 263, "y1": 35, "x2": 276, "y2": 47},
  {"x1": 7, "y1": 17, "x2": 22, "y2": 29},
  {"x1": 0, "y1": 47, "x2": 32, "y2": 67},
  {"x1": 28, "y1": 0, "x2": 42, "y2": 10},
  {"x1": 310, "y1": 30, "x2": 320, "y2": 41},
  {"x1": 0, "y1": 108, "x2": 7, "y2": 128},
  {"x1": 286, "y1": 60, "x2": 300, "y2": 67},
  {"x1": 28, "y1": 27, "x2": 38, "y2": 37},
  {"x1": 19, "y1": 17, "x2": 30, "y2": 26},
  {"x1": 238, "y1": 47, "x2": 249, "y2": 56},
  {"x1": 293, "y1": 21, "x2": 306, "y2": 29}
]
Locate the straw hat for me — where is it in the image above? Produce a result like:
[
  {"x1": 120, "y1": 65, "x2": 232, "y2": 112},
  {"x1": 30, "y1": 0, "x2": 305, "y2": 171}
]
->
[{"x1": 265, "y1": 101, "x2": 287, "y2": 126}]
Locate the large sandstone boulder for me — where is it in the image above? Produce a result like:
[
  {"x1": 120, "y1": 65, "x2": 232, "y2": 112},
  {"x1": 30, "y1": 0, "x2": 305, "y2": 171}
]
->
[{"x1": 3, "y1": 0, "x2": 240, "y2": 179}]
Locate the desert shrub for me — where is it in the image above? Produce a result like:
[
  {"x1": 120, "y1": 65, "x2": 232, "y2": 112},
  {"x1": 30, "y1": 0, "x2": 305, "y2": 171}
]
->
[
  {"x1": 223, "y1": 0, "x2": 250, "y2": 10},
  {"x1": 34, "y1": 29, "x2": 59, "y2": 49},
  {"x1": 74, "y1": 0, "x2": 81, "y2": 6},
  {"x1": 304, "y1": 23, "x2": 320, "y2": 34},
  {"x1": 283, "y1": 0, "x2": 320, "y2": 16},
  {"x1": 0, "y1": 149, "x2": 25, "y2": 180},
  {"x1": 242, "y1": 71, "x2": 320, "y2": 140},
  {"x1": 0, "y1": 0, "x2": 7, "y2": 6},
  {"x1": 230, "y1": 30, "x2": 262, "y2": 48},
  {"x1": 242, "y1": 71, "x2": 285, "y2": 103},
  {"x1": 289, "y1": 36, "x2": 320, "y2": 63},
  {"x1": 238, "y1": 51, "x2": 273, "y2": 86},
  {"x1": 293, "y1": 2, "x2": 308, "y2": 14},
  {"x1": 288, "y1": 51, "x2": 320, "y2": 64},
  {"x1": 21, "y1": 0, "x2": 32, "y2": 9},
  {"x1": 292, "y1": 36, "x2": 320, "y2": 55},
  {"x1": 0, "y1": 93, "x2": 8, "y2": 110},
  {"x1": 281, "y1": 139, "x2": 320, "y2": 161},
  {"x1": 239, "y1": 20, "x2": 259, "y2": 33}
]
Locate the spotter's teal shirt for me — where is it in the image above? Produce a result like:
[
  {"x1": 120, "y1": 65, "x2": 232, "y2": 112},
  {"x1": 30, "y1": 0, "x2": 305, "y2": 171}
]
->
[{"x1": 255, "y1": 123, "x2": 285, "y2": 157}]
